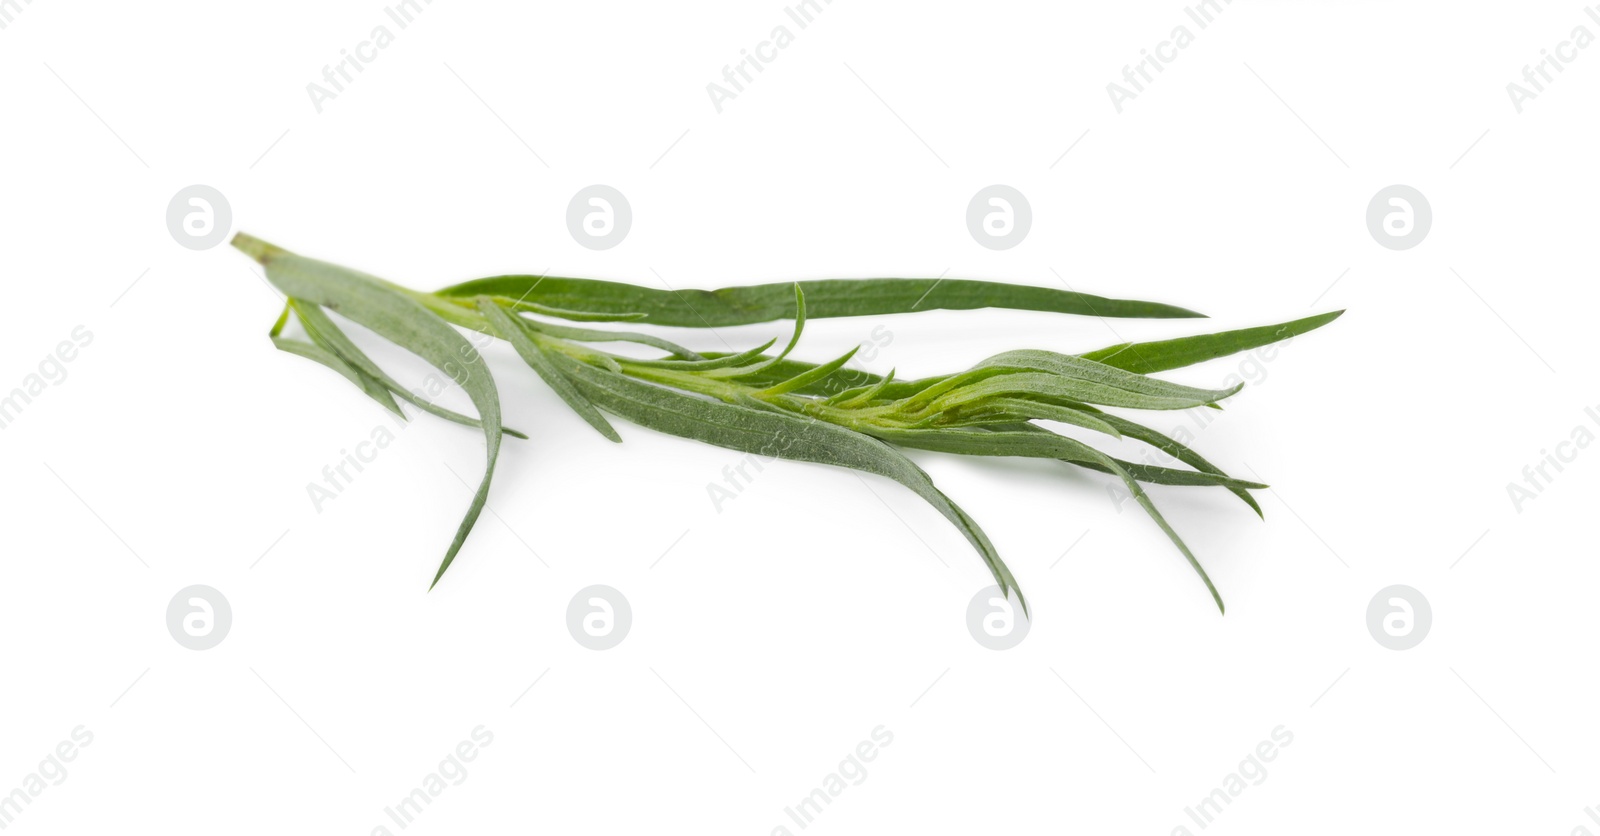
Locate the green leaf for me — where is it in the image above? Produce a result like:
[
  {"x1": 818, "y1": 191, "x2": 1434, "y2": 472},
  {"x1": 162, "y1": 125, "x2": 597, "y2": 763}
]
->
[
  {"x1": 956, "y1": 349, "x2": 1243, "y2": 407},
  {"x1": 435, "y1": 275, "x2": 1205, "y2": 326},
  {"x1": 869, "y1": 426, "x2": 1224, "y2": 613},
  {"x1": 1074, "y1": 459, "x2": 1267, "y2": 491},
  {"x1": 501, "y1": 298, "x2": 649, "y2": 322},
  {"x1": 1094, "y1": 413, "x2": 1263, "y2": 517},
  {"x1": 958, "y1": 397, "x2": 1122, "y2": 437},
  {"x1": 271, "y1": 335, "x2": 405, "y2": 418},
  {"x1": 477, "y1": 297, "x2": 621, "y2": 442},
  {"x1": 696, "y1": 354, "x2": 897, "y2": 399},
  {"x1": 970, "y1": 421, "x2": 1263, "y2": 493},
  {"x1": 704, "y1": 285, "x2": 806, "y2": 378},
  {"x1": 760, "y1": 345, "x2": 861, "y2": 396},
  {"x1": 519, "y1": 318, "x2": 705, "y2": 360},
  {"x1": 925, "y1": 371, "x2": 1240, "y2": 414},
  {"x1": 292, "y1": 301, "x2": 528, "y2": 439},
  {"x1": 1079, "y1": 311, "x2": 1345, "y2": 374},
  {"x1": 236, "y1": 234, "x2": 506, "y2": 589},
  {"x1": 270, "y1": 301, "x2": 292, "y2": 337},
  {"x1": 622, "y1": 338, "x2": 776, "y2": 371},
  {"x1": 828, "y1": 369, "x2": 897, "y2": 408},
  {"x1": 550, "y1": 353, "x2": 1027, "y2": 612}
]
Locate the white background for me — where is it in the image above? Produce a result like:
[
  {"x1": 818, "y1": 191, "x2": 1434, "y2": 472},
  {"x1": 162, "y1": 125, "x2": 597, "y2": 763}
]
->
[{"x1": 2, "y1": 1, "x2": 1597, "y2": 833}]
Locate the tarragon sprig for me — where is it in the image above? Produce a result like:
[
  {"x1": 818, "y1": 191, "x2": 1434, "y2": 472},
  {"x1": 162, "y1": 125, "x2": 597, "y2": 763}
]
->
[{"x1": 234, "y1": 232, "x2": 1342, "y2": 615}]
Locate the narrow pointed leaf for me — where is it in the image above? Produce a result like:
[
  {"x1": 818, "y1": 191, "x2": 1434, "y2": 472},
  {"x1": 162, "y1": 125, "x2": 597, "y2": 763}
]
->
[
  {"x1": 624, "y1": 338, "x2": 776, "y2": 371},
  {"x1": 520, "y1": 318, "x2": 704, "y2": 360},
  {"x1": 504, "y1": 298, "x2": 649, "y2": 322},
  {"x1": 550, "y1": 354, "x2": 1026, "y2": 612},
  {"x1": 436, "y1": 275, "x2": 1205, "y2": 325},
  {"x1": 478, "y1": 298, "x2": 621, "y2": 442},
  {"x1": 1075, "y1": 460, "x2": 1266, "y2": 491},
  {"x1": 928, "y1": 371, "x2": 1240, "y2": 413},
  {"x1": 235, "y1": 234, "x2": 505, "y2": 588},
  {"x1": 965, "y1": 398, "x2": 1122, "y2": 437},
  {"x1": 828, "y1": 369, "x2": 897, "y2": 408},
  {"x1": 973, "y1": 350, "x2": 1244, "y2": 404},
  {"x1": 1094, "y1": 413, "x2": 1263, "y2": 517},
  {"x1": 973, "y1": 421, "x2": 1264, "y2": 494},
  {"x1": 760, "y1": 345, "x2": 860, "y2": 396},
  {"x1": 870, "y1": 426, "x2": 1223, "y2": 612},
  {"x1": 293, "y1": 301, "x2": 529, "y2": 439},
  {"x1": 271, "y1": 335, "x2": 406, "y2": 418},
  {"x1": 1079, "y1": 311, "x2": 1344, "y2": 374},
  {"x1": 706, "y1": 285, "x2": 806, "y2": 378}
]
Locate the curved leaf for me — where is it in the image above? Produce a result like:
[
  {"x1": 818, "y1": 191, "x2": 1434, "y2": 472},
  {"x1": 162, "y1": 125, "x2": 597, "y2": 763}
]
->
[
  {"x1": 520, "y1": 318, "x2": 704, "y2": 360},
  {"x1": 869, "y1": 426, "x2": 1224, "y2": 613},
  {"x1": 1094, "y1": 413, "x2": 1263, "y2": 517},
  {"x1": 292, "y1": 301, "x2": 528, "y2": 439},
  {"x1": 478, "y1": 298, "x2": 620, "y2": 442},
  {"x1": 927, "y1": 371, "x2": 1240, "y2": 413},
  {"x1": 436, "y1": 275, "x2": 1205, "y2": 325},
  {"x1": 271, "y1": 335, "x2": 405, "y2": 418},
  {"x1": 236, "y1": 234, "x2": 505, "y2": 589},
  {"x1": 550, "y1": 353, "x2": 1027, "y2": 612},
  {"x1": 1080, "y1": 311, "x2": 1344, "y2": 374}
]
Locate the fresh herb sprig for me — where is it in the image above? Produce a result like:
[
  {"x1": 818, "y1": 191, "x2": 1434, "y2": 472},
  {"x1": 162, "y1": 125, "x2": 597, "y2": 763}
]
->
[{"x1": 235, "y1": 233, "x2": 1341, "y2": 614}]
